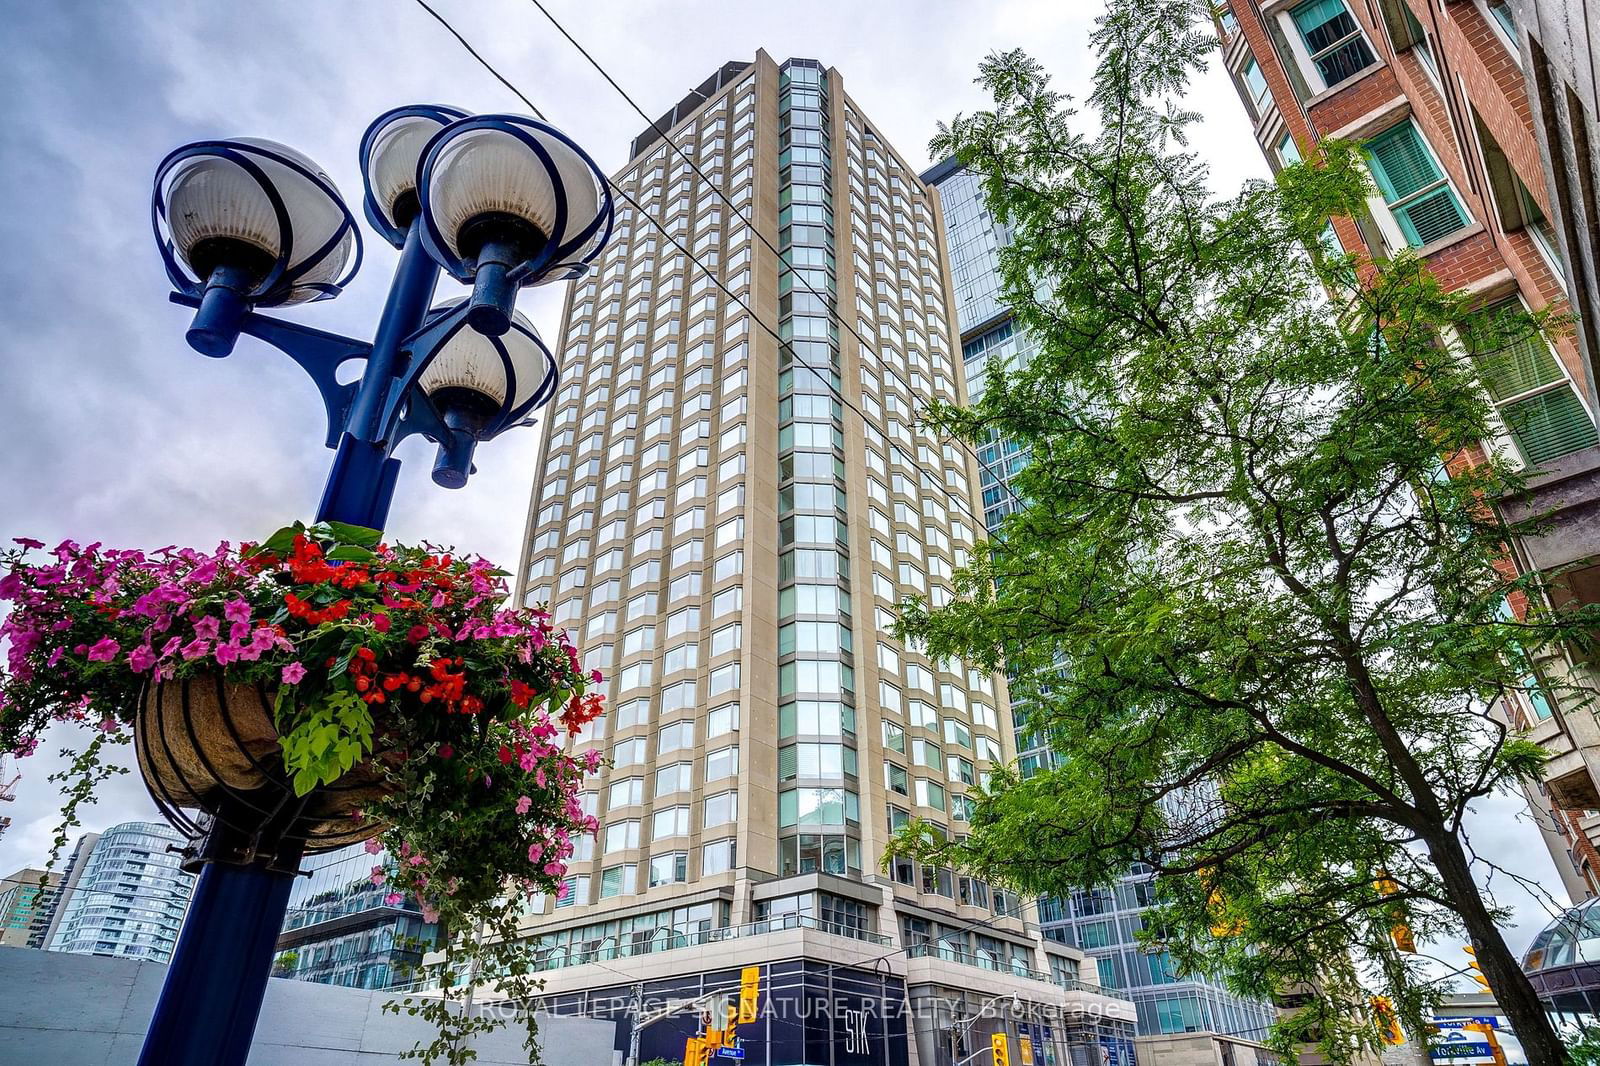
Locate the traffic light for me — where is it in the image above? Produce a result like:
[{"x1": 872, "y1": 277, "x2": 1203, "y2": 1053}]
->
[
  {"x1": 1199, "y1": 866, "x2": 1244, "y2": 937},
  {"x1": 1373, "y1": 875, "x2": 1416, "y2": 953},
  {"x1": 706, "y1": 1027, "x2": 727, "y2": 1050},
  {"x1": 1370, "y1": 995, "x2": 1404, "y2": 1045},
  {"x1": 992, "y1": 1032, "x2": 1011, "y2": 1066},
  {"x1": 739, "y1": 965, "x2": 761, "y2": 1024},
  {"x1": 684, "y1": 1036, "x2": 708, "y2": 1066},
  {"x1": 1463, "y1": 946, "x2": 1493, "y2": 992}
]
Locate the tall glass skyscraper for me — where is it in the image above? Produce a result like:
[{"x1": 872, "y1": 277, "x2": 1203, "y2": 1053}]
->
[
  {"x1": 273, "y1": 843, "x2": 441, "y2": 990},
  {"x1": 44, "y1": 821, "x2": 194, "y2": 964},
  {"x1": 922, "y1": 159, "x2": 1279, "y2": 1048},
  {"x1": 509, "y1": 50, "x2": 1135, "y2": 1066}
]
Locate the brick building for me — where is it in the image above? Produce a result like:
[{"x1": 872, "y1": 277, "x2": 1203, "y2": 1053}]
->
[{"x1": 1212, "y1": 0, "x2": 1600, "y2": 902}]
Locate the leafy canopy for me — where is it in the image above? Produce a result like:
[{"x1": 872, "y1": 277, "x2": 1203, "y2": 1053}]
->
[{"x1": 891, "y1": 5, "x2": 1592, "y2": 1062}]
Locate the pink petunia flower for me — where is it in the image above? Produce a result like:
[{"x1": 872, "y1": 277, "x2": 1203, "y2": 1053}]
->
[
  {"x1": 515, "y1": 795, "x2": 532, "y2": 816},
  {"x1": 364, "y1": 838, "x2": 383, "y2": 855},
  {"x1": 383, "y1": 893, "x2": 403, "y2": 907},
  {"x1": 281, "y1": 662, "x2": 307, "y2": 685},
  {"x1": 85, "y1": 637, "x2": 120, "y2": 662}
]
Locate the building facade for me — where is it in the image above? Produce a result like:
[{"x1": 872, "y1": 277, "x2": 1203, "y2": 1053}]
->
[
  {"x1": 509, "y1": 50, "x2": 1134, "y2": 1066},
  {"x1": 44, "y1": 821, "x2": 193, "y2": 964},
  {"x1": 1213, "y1": 0, "x2": 1600, "y2": 903},
  {"x1": 0, "y1": 867, "x2": 58, "y2": 948},
  {"x1": 923, "y1": 159, "x2": 1281, "y2": 1049},
  {"x1": 272, "y1": 843, "x2": 441, "y2": 990},
  {"x1": 33, "y1": 831, "x2": 97, "y2": 950}
]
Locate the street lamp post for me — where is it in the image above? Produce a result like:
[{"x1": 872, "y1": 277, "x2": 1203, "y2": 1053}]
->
[{"x1": 138, "y1": 104, "x2": 612, "y2": 1066}]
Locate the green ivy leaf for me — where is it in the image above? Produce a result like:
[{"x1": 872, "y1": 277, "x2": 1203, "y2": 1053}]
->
[
  {"x1": 322, "y1": 521, "x2": 383, "y2": 548},
  {"x1": 327, "y1": 544, "x2": 378, "y2": 562},
  {"x1": 252, "y1": 523, "x2": 306, "y2": 557}
]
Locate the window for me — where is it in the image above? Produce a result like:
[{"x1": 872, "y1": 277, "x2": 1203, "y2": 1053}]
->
[
  {"x1": 655, "y1": 762, "x2": 693, "y2": 796},
  {"x1": 1466, "y1": 301, "x2": 1599, "y2": 465},
  {"x1": 708, "y1": 702, "x2": 739, "y2": 737},
  {"x1": 608, "y1": 778, "x2": 644, "y2": 807},
  {"x1": 704, "y1": 792, "x2": 739, "y2": 827},
  {"x1": 1240, "y1": 57, "x2": 1270, "y2": 113},
  {"x1": 658, "y1": 720, "x2": 695, "y2": 754},
  {"x1": 604, "y1": 820, "x2": 640, "y2": 853},
  {"x1": 885, "y1": 763, "x2": 909, "y2": 795},
  {"x1": 1364, "y1": 121, "x2": 1471, "y2": 247},
  {"x1": 619, "y1": 661, "x2": 653, "y2": 691},
  {"x1": 1277, "y1": 133, "x2": 1301, "y2": 167},
  {"x1": 649, "y1": 852, "x2": 688, "y2": 887},
  {"x1": 653, "y1": 806, "x2": 691, "y2": 839},
  {"x1": 555, "y1": 874, "x2": 589, "y2": 908},
  {"x1": 778, "y1": 787, "x2": 860, "y2": 826},
  {"x1": 1486, "y1": 1, "x2": 1517, "y2": 48},
  {"x1": 712, "y1": 623, "x2": 741, "y2": 657},
  {"x1": 1290, "y1": 0, "x2": 1376, "y2": 88},
  {"x1": 710, "y1": 662, "x2": 741, "y2": 695},
  {"x1": 882, "y1": 721, "x2": 906, "y2": 754},
  {"x1": 706, "y1": 745, "x2": 740, "y2": 780},
  {"x1": 599, "y1": 864, "x2": 634, "y2": 898},
  {"x1": 779, "y1": 742, "x2": 857, "y2": 779},
  {"x1": 702, "y1": 839, "x2": 737, "y2": 875}
]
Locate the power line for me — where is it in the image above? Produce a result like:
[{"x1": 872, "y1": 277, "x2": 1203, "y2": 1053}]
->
[
  {"x1": 520, "y1": 0, "x2": 1031, "y2": 517},
  {"x1": 406, "y1": 0, "x2": 1022, "y2": 543}
]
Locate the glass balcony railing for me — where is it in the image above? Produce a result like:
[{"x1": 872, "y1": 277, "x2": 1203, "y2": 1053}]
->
[
  {"x1": 903, "y1": 942, "x2": 1134, "y2": 1001},
  {"x1": 390, "y1": 913, "x2": 893, "y2": 992}
]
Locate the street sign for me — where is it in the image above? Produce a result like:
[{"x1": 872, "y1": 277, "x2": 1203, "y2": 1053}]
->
[
  {"x1": 1428, "y1": 1028, "x2": 1495, "y2": 1063},
  {"x1": 1430, "y1": 1044, "x2": 1494, "y2": 1060},
  {"x1": 716, "y1": 1048, "x2": 745, "y2": 1060},
  {"x1": 1432, "y1": 1017, "x2": 1499, "y2": 1029}
]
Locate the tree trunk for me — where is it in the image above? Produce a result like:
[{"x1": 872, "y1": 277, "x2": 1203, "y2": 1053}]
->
[{"x1": 1427, "y1": 828, "x2": 1568, "y2": 1065}]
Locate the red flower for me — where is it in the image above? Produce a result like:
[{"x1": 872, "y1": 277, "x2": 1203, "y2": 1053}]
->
[
  {"x1": 509, "y1": 680, "x2": 534, "y2": 708},
  {"x1": 560, "y1": 692, "x2": 606, "y2": 735},
  {"x1": 438, "y1": 743, "x2": 453, "y2": 760},
  {"x1": 406, "y1": 624, "x2": 430, "y2": 644},
  {"x1": 498, "y1": 745, "x2": 513, "y2": 765}
]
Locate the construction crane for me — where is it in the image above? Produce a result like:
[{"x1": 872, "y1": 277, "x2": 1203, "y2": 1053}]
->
[{"x1": 0, "y1": 756, "x2": 15, "y2": 843}]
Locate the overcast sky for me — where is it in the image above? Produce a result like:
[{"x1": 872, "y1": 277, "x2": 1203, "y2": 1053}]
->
[{"x1": 0, "y1": 0, "x2": 1574, "y2": 978}]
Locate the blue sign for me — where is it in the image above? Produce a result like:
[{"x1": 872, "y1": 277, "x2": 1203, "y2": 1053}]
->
[
  {"x1": 715, "y1": 1049, "x2": 745, "y2": 1060},
  {"x1": 1431, "y1": 1044, "x2": 1493, "y2": 1060},
  {"x1": 1433, "y1": 1016, "x2": 1499, "y2": 1029}
]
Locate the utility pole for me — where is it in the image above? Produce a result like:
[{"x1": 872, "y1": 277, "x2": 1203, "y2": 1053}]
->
[
  {"x1": 626, "y1": 986, "x2": 731, "y2": 1066},
  {"x1": 626, "y1": 983, "x2": 644, "y2": 1066}
]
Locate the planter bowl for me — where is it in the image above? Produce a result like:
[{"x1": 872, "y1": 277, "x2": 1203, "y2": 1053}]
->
[{"x1": 135, "y1": 675, "x2": 392, "y2": 857}]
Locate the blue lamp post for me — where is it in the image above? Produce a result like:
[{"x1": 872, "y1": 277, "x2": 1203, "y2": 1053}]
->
[{"x1": 138, "y1": 105, "x2": 612, "y2": 1066}]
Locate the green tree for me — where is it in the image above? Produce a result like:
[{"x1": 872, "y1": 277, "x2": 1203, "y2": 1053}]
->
[{"x1": 890, "y1": 4, "x2": 1587, "y2": 1063}]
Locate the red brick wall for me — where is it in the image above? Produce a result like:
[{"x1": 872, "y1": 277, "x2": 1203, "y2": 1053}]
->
[
  {"x1": 1224, "y1": 0, "x2": 1582, "y2": 378},
  {"x1": 1221, "y1": 0, "x2": 1599, "y2": 880}
]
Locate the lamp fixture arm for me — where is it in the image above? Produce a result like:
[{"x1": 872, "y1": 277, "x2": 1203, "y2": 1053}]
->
[{"x1": 167, "y1": 293, "x2": 369, "y2": 450}]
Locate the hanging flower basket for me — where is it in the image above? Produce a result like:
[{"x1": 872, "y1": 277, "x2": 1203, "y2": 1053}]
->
[
  {"x1": 135, "y1": 675, "x2": 393, "y2": 851},
  {"x1": 0, "y1": 522, "x2": 607, "y2": 1062}
]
